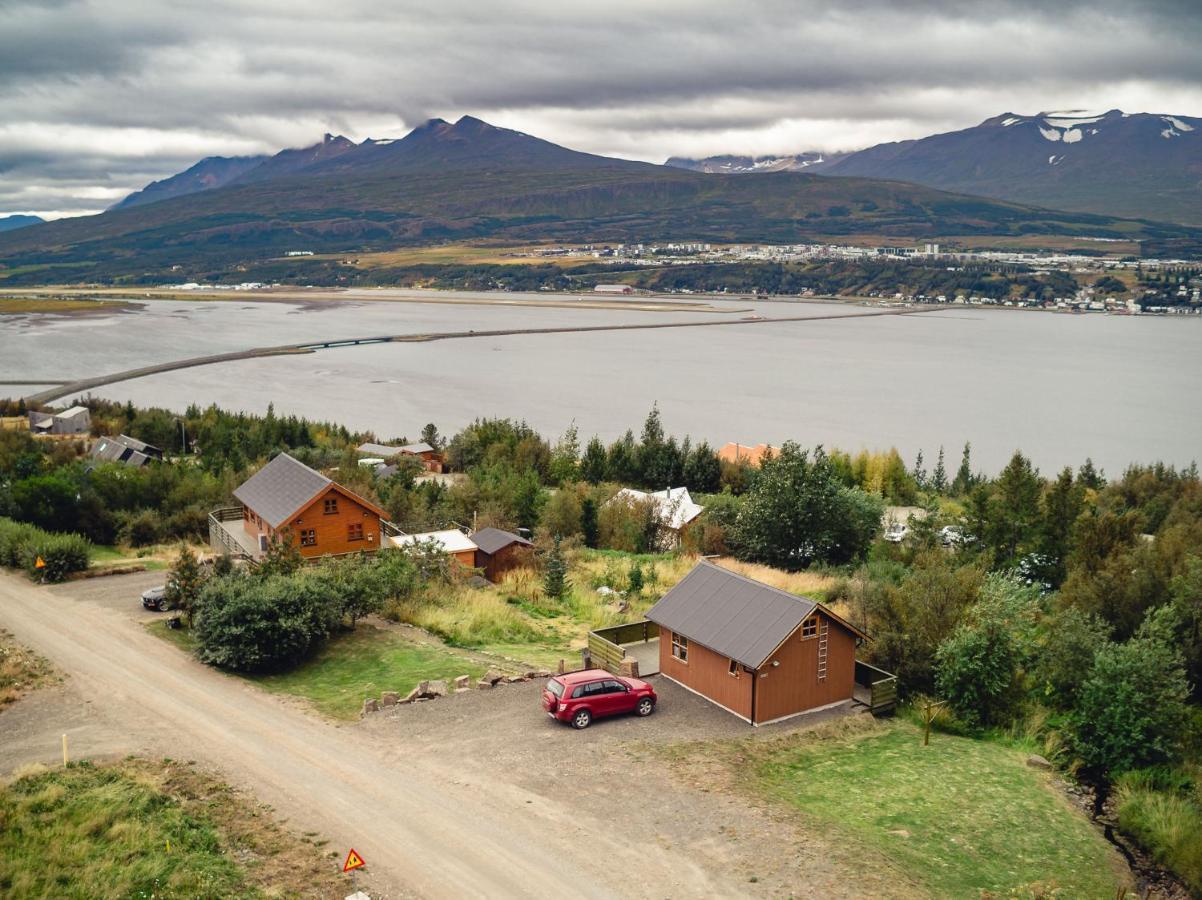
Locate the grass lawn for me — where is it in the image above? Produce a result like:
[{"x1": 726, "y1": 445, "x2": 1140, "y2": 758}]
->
[
  {"x1": 0, "y1": 759, "x2": 341, "y2": 898},
  {"x1": 148, "y1": 620, "x2": 491, "y2": 720},
  {"x1": 253, "y1": 626, "x2": 488, "y2": 719},
  {"x1": 683, "y1": 718, "x2": 1125, "y2": 898}
]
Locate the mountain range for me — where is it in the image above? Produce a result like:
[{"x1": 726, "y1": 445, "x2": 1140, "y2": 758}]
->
[
  {"x1": 0, "y1": 115, "x2": 1195, "y2": 283},
  {"x1": 667, "y1": 110, "x2": 1202, "y2": 225},
  {"x1": 0, "y1": 214, "x2": 44, "y2": 233}
]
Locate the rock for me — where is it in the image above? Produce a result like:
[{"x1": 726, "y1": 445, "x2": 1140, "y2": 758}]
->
[
  {"x1": 535, "y1": 670, "x2": 552, "y2": 678},
  {"x1": 402, "y1": 687, "x2": 421, "y2": 704},
  {"x1": 425, "y1": 679, "x2": 448, "y2": 698},
  {"x1": 503, "y1": 675, "x2": 525, "y2": 683},
  {"x1": 453, "y1": 674, "x2": 471, "y2": 690},
  {"x1": 455, "y1": 687, "x2": 472, "y2": 694},
  {"x1": 484, "y1": 669, "x2": 505, "y2": 685},
  {"x1": 414, "y1": 680, "x2": 429, "y2": 696},
  {"x1": 476, "y1": 678, "x2": 494, "y2": 689},
  {"x1": 362, "y1": 698, "x2": 378, "y2": 715},
  {"x1": 1026, "y1": 754, "x2": 1053, "y2": 770},
  {"x1": 380, "y1": 691, "x2": 399, "y2": 707},
  {"x1": 346, "y1": 892, "x2": 372, "y2": 900}
]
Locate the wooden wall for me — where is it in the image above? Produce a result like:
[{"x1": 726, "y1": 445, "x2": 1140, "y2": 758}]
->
[
  {"x1": 658, "y1": 627, "x2": 753, "y2": 721},
  {"x1": 477, "y1": 543, "x2": 532, "y2": 582},
  {"x1": 753, "y1": 610, "x2": 856, "y2": 724},
  {"x1": 243, "y1": 487, "x2": 382, "y2": 558}
]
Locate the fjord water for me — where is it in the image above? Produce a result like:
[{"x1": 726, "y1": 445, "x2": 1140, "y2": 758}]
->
[{"x1": 2, "y1": 294, "x2": 1198, "y2": 474}]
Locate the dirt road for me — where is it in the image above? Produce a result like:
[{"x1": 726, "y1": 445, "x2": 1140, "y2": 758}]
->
[{"x1": 0, "y1": 572, "x2": 757, "y2": 899}]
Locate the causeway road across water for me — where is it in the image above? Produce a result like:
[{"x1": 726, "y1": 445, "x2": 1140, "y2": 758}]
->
[{"x1": 25, "y1": 305, "x2": 937, "y2": 405}]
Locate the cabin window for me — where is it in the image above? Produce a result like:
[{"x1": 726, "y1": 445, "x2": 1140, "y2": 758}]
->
[
  {"x1": 300, "y1": 529, "x2": 317, "y2": 547},
  {"x1": 671, "y1": 633, "x2": 688, "y2": 662},
  {"x1": 728, "y1": 658, "x2": 739, "y2": 677},
  {"x1": 347, "y1": 522, "x2": 364, "y2": 542},
  {"x1": 323, "y1": 497, "x2": 339, "y2": 515},
  {"x1": 801, "y1": 616, "x2": 819, "y2": 639}
]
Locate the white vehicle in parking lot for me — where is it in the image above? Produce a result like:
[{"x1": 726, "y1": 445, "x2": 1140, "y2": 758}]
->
[{"x1": 883, "y1": 522, "x2": 909, "y2": 543}]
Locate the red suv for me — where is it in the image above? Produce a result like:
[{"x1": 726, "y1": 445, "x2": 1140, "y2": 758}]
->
[{"x1": 542, "y1": 669, "x2": 657, "y2": 729}]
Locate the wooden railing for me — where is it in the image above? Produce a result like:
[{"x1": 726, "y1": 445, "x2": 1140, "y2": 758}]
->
[
  {"x1": 586, "y1": 621, "x2": 660, "y2": 675},
  {"x1": 208, "y1": 507, "x2": 253, "y2": 561},
  {"x1": 854, "y1": 659, "x2": 898, "y2": 716}
]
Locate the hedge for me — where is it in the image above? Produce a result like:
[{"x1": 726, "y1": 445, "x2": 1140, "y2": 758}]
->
[{"x1": 0, "y1": 517, "x2": 92, "y2": 582}]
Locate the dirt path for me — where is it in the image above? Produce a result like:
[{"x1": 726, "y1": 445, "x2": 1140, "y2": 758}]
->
[{"x1": 0, "y1": 571, "x2": 801, "y2": 899}]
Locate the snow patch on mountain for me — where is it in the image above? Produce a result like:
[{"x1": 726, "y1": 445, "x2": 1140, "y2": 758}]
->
[
  {"x1": 1040, "y1": 127, "x2": 1062, "y2": 142},
  {"x1": 1162, "y1": 116, "x2": 1194, "y2": 133},
  {"x1": 1062, "y1": 129, "x2": 1083, "y2": 143},
  {"x1": 1001, "y1": 117, "x2": 1023, "y2": 126}
]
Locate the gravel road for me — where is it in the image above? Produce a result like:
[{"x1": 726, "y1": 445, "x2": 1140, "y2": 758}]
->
[{"x1": 0, "y1": 571, "x2": 898, "y2": 899}]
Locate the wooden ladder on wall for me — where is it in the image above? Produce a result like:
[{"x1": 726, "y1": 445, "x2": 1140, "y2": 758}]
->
[{"x1": 817, "y1": 620, "x2": 829, "y2": 681}]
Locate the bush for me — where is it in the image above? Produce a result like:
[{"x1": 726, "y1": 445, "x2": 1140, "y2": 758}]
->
[
  {"x1": 0, "y1": 517, "x2": 91, "y2": 582},
  {"x1": 193, "y1": 573, "x2": 340, "y2": 672},
  {"x1": 935, "y1": 614, "x2": 1020, "y2": 728},
  {"x1": 117, "y1": 509, "x2": 164, "y2": 547}
]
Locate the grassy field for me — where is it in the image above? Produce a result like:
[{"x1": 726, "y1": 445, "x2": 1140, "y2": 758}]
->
[
  {"x1": 0, "y1": 629, "x2": 56, "y2": 709},
  {"x1": 0, "y1": 296, "x2": 131, "y2": 315},
  {"x1": 324, "y1": 241, "x2": 600, "y2": 269},
  {"x1": 0, "y1": 759, "x2": 342, "y2": 898},
  {"x1": 90, "y1": 541, "x2": 211, "y2": 573},
  {"x1": 253, "y1": 625, "x2": 489, "y2": 719},
  {"x1": 665, "y1": 717, "x2": 1125, "y2": 898},
  {"x1": 148, "y1": 620, "x2": 497, "y2": 720}
]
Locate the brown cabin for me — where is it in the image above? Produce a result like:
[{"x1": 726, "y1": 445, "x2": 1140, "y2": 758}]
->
[
  {"x1": 646, "y1": 561, "x2": 868, "y2": 725},
  {"x1": 232, "y1": 453, "x2": 386, "y2": 559},
  {"x1": 470, "y1": 527, "x2": 533, "y2": 582}
]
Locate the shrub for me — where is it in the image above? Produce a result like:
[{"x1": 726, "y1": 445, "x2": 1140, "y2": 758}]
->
[
  {"x1": 0, "y1": 517, "x2": 90, "y2": 582},
  {"x1": 935, "y1": 614, "x2": 1020, "y2": 728},
  {"x1": 193, "y1": 573, "x2": 340, "y2": 672},
  {"x1": 1114, "y1": 773, "x2": 1202, "y2": 894},
  {"x1": 117, "y1": 509, "x2": 164, "y2": 547}
]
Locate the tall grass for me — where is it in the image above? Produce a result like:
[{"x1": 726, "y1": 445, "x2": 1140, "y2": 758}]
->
[{"x1": 1114, "y1": 770, "x2": 1202, "y2": 894}]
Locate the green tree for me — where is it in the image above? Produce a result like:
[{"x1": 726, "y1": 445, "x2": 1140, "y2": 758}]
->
[
  {"x1": 580, "y1": 497, "x2": 599, "y2": 549},
  {"x1": 165, "y1": 544, "x2": 206, "y2": 627},
  {"x1": 1071, "y1": 627, "x2": 1191, "y2": 777},
  {"x1": 951, "y1": 442, "x2": 974, "y2": 495},
  {"x1": 911, "y1": 449, "x2": 927, "y2": 491},
  {"x1": 548, "y1": 422, "x2": 580, "y2": 485},
  {"x1": 420, "y1": 423, "x2": 443, "y2": 451},
  {"x1": 1077, "y1": 457, "x2": 1105, "y2": 491},
  {"x1": 931, "y1": 446, "x2": 948, "y2": 494},
  {"x1": 985, "y1": 451, "x2": 1042, "y2": 568},
  {"x1": 540, "y1": 485, "x2": 583, "y2": 539},
  {"x1": 543, "y1": 537, "x2": 569, "y2": 599},
  {"x1": 935, "y1": 612, "x2": 1020, "y2": 728},
  {"x1": 682, "y1": 441, "x2": 721, "y2": 494},
  {"x1": 580, "y1": 437, "x2": 609, "y2": 484},
  {"x1": 732, "y1": 443, "x2": 882, "y2": 570},
  {"x1": 1040, "y1": 467, "x2": 1086, "y2": 585},
  {"x1": 258, "y1": 530, "x2": 304, "y2": 577},
  {"x1": 606, "y1": 431, "x2": 638, "y2": 484},
  {"x1": 1032, "y1": 606, "x2": 1111, "y2": 707}
]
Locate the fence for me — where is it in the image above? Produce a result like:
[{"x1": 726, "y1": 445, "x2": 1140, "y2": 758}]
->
[
  {"x1": 854, "y1": 659, "x2": 898, "y2": 715},
  {"x1": 586, "y1": 621, "x2": 660, "y2": 675}
]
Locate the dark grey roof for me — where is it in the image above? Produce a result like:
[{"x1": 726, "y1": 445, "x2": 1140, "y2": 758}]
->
[
  {"x1": 470, "y1": 527, "x2": 533, "y2": 555},
  {"x1": 399, "y1": 442, "x2": 434, "y2": 454},
  {"x1": 233, "y1": 453, "x2": 331, "y2": 529},
  {"x1": 357, "y1": 442, "x2": 403, "y2": 457},
  {"x1": 645, "y1": 561, "x2": 818, "y2": 669},
  {"x1": 90, "y1": 434, "x2": 161, "y2": 466}
]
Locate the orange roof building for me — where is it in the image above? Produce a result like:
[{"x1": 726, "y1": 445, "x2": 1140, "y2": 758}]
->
[{"x1": 718, "y1": 442, "x2": 777, "y2": 467}]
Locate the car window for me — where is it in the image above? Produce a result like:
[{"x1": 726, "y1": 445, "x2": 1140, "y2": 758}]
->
[
  {"x1": 604, "y1": 680, "x2": 627, "y2": 693},
  {"x1": 571, "y1": 685, "x2": 587, "y2": 699},
  {"x1": 546, "y1": 679, "x2": 564, "y2": 698},
  {"x1": 584, "y1": 681, "x2": 609, "y2": 695}
]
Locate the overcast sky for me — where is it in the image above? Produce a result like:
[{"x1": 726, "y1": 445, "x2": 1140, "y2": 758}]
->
[{"x1": 3, "y1": 0, "x2": 1202, "y2": 219}]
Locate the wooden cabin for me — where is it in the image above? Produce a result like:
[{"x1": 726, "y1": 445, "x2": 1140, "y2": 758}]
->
[
  {"x1": 646, "y1": 561, "x2": 869, "y2": 725},
  {"x1": 232, "y1": 453, "x2": 385, "y2": 559},
  {"x1": 470, "y1": 527, "x2": 533, "y2": 582},
  {"x1": 390, "y1": 529, "x2": 478, "y2": 567}
]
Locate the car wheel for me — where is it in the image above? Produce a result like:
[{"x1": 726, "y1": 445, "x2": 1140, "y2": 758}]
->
[
  {"x1": 157, "y1": 598, "x2": 171, "y2": 612},
  {"x1": 572, "y1": 709, "x2": 592, "y2": 729},
  {"x1": 636, "y1": 697, "x2": 654, "y2": 717}
]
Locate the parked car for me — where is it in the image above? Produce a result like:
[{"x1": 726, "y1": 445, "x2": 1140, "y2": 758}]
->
[
  {"x1": 883, "y1": 522, "x2": 909, "y2": 543},
  {"x1": 939, "y1": 525, "x2": 967, "y2": 546},
  {"x1": 541, "y1": 669, "x2": 656, "y2": 729},
  {"x1": 141, "y1": 585, "x2": 173, "y2": 612}
]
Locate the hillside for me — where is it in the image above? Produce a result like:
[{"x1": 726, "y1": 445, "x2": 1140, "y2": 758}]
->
[
  {"x1": 0, "y1": 214, "x2": 44, "y2": 233},
  {"x1": 666, "y1": 152, "x2": 844, "y2": 173},
  {"x1": 818, "y1": 110, "x2": 1202, "y2": 225},
  {"x1": 0, "y1": 116, "x2": 1192, "y2": 283},
  {"x1": 112, "y1": 155, "x2": 268, "y2": 210}
]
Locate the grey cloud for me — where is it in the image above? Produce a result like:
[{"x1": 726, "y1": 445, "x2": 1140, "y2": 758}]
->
[{"x1": 2, "y1": 0, "x2": 1201, "y2": 216}]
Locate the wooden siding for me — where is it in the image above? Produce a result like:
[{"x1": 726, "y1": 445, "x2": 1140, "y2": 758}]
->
[
  {"x1": 476, "y1": 543, "x2": 532, "y2": 582},
  {"x1": 753, "y1": 610, "x2": 856, "y2": 724},
  {"x1": 659, "y1": 627, "x2": 753, "y2": 720},
  {"x1": 243, "y1": 486, "x2": 382, "y2": 559}
]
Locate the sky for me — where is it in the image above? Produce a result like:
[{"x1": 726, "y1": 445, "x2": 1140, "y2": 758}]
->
[{"x1": 3, "y1": 0, "x2": 1202, "y2": 220}]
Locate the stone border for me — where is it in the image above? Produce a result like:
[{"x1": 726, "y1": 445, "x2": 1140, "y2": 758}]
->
[{"x1": 362, "y1": 669, "x2": 553, "y2": 715}]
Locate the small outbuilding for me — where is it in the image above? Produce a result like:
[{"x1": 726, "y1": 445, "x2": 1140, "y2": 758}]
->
[
  {"x1": 605, "y1": 487, "x2": 705, "y2": 549},
  {"x1": 90, "y1": 434, "x2": 163, "y2": 468},
  {"x1": 470, "y1": 527, "x2": 534, "y2": 582},
  {"x1": 646, "y1": 561, "x2": 892, "y2": 725},
  {"x1": 390, "y1": 529, "x2": 478, "y2": 567},
  {"x1": 29, "y1": 405, "x2": 91, "y2": 435},
  {"x1": 356, "y1": 441, "x2": 444, "y2": 473}
]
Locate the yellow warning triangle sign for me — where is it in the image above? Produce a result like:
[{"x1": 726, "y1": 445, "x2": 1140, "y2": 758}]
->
[
  {"x1": 34, "y1": 556, "x2": 46, "y2": 569},
  {"x1": 342, "y1": 848, "x2": 365, "y2": 873}
]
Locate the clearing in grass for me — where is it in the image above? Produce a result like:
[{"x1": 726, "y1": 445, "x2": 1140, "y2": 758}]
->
[
  {"x1": 0, "y1": 758, "x2": 342, "y2": 899},
  {"x1": 665, "y1": 717, "x2": 1127, "y2": 898},
  {"x1": 0, "y1": 628, "x2": 56, "y2": 709}
]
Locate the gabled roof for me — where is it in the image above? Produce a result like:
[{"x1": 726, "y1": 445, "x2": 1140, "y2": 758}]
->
[
  {"x1": 399, "y1": 442, "x2": 435, "y2": 454},
  {"x1": 357, "y1": 441, "x2": 437, "y2": 457},
  {"x1": 646, "y1": 561, "x2": 864, "y2": 669},
  {"x1": 470, "y1": 527, "x2": 533, "y2": 555},
  {"x1": 607, "y1": 487, "x2": 704, "y2": 530},
  {"x1": 717, "y1": 442, "x2": 777, "y2": 467},
  {"x1": 234, "y1": 452, "x2": 384, "y2": 529},
  {"x1": 390, "y1": 529, "x2": 477, "y2": 554}
]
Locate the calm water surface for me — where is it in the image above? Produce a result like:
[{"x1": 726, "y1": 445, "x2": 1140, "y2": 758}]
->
[{"x1": 1, "y1": 293, "x2": 1199, "y2": 475}]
